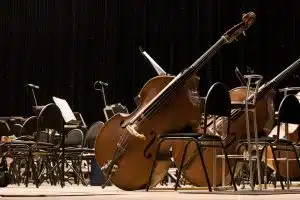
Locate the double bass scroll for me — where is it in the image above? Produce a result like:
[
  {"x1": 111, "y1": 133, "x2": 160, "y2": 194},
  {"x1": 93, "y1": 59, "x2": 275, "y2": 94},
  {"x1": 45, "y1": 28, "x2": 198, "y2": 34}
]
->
[{"x1": 94, "y1": 12, "x2": 256, "y2": 191}]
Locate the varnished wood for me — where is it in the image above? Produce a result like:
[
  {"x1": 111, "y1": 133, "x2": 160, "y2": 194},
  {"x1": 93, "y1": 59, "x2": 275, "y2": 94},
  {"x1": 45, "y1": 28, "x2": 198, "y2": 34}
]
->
[
  {"x1": 94, "y1": 75, "x2": 201, "y2": 191},
  {"x1": 94, "y1": 13, "x2": 256, "y2": 190}
]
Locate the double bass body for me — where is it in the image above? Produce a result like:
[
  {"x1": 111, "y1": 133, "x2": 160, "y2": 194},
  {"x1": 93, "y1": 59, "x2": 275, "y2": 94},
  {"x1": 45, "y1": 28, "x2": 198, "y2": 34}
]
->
[
  {"x1": 94, "y1": 75, "x2": 201, "y2": 191},
  {"x1": 94, "y1": 12, "x2": 256, "y2": 190}
]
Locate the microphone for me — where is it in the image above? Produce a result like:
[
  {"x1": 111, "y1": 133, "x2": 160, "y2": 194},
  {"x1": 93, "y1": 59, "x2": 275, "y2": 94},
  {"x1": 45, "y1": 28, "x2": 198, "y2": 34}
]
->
[
  {"x1": 98, "y1": 81, "x2": 108, "y2": 87},
  {"x1": 26, "y1": 83, "x2": 39, "y2": 89},
  {"x1": 139, "y1": 46, "x2": 144, "y2": 54}
]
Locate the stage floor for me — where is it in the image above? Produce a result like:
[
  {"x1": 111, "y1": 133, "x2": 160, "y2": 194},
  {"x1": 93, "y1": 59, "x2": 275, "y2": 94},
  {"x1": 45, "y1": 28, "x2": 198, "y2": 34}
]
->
[{"x1": 1, "y1": 185, "x2": 300, "y2": 200}]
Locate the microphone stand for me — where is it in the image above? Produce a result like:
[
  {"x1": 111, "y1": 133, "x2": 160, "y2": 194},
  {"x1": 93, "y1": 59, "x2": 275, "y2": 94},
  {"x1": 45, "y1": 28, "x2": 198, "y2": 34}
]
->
[
  {"x1": 94, "y1": 81, "x2": 108, "y2": 107},
  {"x1": 31, "y1": 87, "x2": 38, "y2": 107}
]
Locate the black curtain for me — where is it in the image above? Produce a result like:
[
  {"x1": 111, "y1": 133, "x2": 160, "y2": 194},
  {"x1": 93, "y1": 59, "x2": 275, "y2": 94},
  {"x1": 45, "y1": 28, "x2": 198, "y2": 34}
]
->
[{"x1": 0, "y1": 0, "x2": 300, "y2": 125}]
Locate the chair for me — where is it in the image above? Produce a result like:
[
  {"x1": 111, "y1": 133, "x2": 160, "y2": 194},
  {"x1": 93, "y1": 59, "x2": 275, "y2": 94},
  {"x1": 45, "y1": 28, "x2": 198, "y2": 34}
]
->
[
  {"x1": 0, "y1": 120, "x2": 11, "y2": 138},
  {"x1": 33, "y1": 103, "x2": 65, "y2": 187},
  {"x1": 83, "y1": 121, "x2": 104, "y2": 149},
  {"x1": 65, "y1": 129, "x2": 84, "y2": 148},
  {"x1": 19, "y1": 116, "x2": 38, "y2": 139},
  {"x1": 10, "y1": 124, "x2": 22, "y2": 138},
  {"x1": 146, "y1": 82, "x2": 237, "y2": 192},
  {"x1": 7, "y1": 116, "x2": 37, "y2": 186},
  {"x1": 64, "y1": 128, "x2": 86, "y2": 185},
  {"x1": 260, "y1": 94, "x2": 300, "y2": 190},
  {"x1": 81, "y1": 121, "x2": 104, "y2": 182},
  {"x1": 0, "y1": 117, "x2": 38, "y2": 186},
  {"x1": 272, "y1": 87, "x2": 300, "y2": 188}
]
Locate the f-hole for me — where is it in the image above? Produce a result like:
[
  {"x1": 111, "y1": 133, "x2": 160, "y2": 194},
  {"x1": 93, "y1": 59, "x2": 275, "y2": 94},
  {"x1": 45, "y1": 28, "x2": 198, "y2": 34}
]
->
[{"x1": 143, "y1": 131, "x2": 156, "y2": 159}]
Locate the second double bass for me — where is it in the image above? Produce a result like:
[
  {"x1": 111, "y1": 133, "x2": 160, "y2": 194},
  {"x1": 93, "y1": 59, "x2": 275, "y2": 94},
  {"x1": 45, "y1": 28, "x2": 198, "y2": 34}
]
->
[{"x1": 171, "y1": 56, "x2": 300, "y2": 187}]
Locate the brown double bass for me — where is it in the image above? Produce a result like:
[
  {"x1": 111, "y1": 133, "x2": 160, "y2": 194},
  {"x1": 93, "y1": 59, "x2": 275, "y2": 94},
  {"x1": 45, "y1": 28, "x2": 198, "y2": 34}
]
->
[
  {"x1": 94, "y1": 12, "x2": 256, "y2": 191},
  {"x1": 171, "y1": 56, "x2": 300, "y2": 187}
]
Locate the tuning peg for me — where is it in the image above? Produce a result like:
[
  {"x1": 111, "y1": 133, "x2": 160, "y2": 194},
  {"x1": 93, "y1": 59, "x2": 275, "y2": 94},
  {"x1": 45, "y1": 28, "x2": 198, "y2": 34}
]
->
[{"x1": 243, "y1": 31, "x2": 246, "y2": 36}]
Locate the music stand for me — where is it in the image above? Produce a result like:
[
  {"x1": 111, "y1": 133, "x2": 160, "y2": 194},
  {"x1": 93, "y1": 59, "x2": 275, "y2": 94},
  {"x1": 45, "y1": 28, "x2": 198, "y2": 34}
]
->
[
  {"x1": 52, "y1": 97, "x2": 79, "y2": 124},
  {"x1": 139, "y1": 46, "x2": 167, "y2": 76}
]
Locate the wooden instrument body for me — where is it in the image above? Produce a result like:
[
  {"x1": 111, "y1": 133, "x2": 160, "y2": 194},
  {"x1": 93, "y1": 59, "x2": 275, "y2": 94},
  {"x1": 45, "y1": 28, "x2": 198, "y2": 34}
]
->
[
  {"x1": 171, "y1": 86, "x2": 276, "y2": 187},
  {"x1": 94, "y1": 75, "x2": 201, "y2": 191}
]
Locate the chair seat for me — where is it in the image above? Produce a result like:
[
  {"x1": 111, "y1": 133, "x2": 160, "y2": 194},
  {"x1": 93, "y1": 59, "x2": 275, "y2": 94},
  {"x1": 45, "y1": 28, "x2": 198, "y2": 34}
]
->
[
  {"x1": 231, "y1": 101, "x2": 256, "y2": 110},
  {"x1": 17, "y1": 136, "x2": 34, "y2": 141},
  {"x1": 200, "y1": 134, "x2": 222, "y2": 141},
  {"x1": 10, "y1": 140, "x2": 35, "y2": 145},
  {"x1": 64, "y1": 147, "x2": 84, "y2": 152},
  {"x1": 239, "y1": 136, "x2": 294, "y2": 145},
  {"x1": 276, "y1": 138, "x2": 295, "y2": 145},
  {"x1": 160, "y1": 133, "x2": 200, "y2": 139},
  {"x1": 160, "y1": 133, "x2": 222, "y2": 141},
  {"x1": 62, "y1": 147, "x2": 95, "y2": 153},
  {"x1": 239, "y1": 136, "x2": 275, "y2": 143},
  {"x1": 36, "y1": 141, "x2": 55, "y2": 146}
]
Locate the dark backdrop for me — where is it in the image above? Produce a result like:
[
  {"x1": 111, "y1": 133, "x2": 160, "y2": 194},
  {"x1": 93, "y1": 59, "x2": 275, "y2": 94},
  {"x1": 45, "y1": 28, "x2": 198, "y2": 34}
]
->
[{"x1": 1, "y1": 0, "x2": 300, "y2": 126}]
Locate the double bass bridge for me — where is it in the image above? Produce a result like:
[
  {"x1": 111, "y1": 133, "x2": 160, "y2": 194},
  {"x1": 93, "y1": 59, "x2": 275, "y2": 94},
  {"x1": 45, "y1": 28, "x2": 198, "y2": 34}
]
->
[{"x1": 126, "y1": 124, "x2": 146, "y2": 140}]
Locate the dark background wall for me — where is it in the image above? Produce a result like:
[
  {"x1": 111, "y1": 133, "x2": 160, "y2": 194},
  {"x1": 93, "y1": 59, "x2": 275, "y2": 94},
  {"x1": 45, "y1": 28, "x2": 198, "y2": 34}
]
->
[{"x1": 0, "y1": 0, "x2": 300, "y2": 126}]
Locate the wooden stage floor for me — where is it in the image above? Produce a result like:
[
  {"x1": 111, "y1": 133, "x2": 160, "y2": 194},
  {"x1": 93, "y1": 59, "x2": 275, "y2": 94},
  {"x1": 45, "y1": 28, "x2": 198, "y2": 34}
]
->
[{"x1": 1, "y1": 185, "x2": 300, "y2": 200}]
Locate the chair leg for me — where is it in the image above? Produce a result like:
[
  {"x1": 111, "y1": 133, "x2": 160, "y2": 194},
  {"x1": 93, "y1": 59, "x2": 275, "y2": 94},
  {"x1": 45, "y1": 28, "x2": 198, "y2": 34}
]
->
[
  {"x1": 174, "y1": 141, "x2": 191, "y2": 191},
  {"x1": 259, "y1": 145, "x2": 269, "y2": 189},
  {"x1": 146, "y1": 139, "x2": 164, "y2": 191},
  {"x1": 244, "y1": 108, "x2": 254, "y2": 190},
  {"x1": 291, "y1": 145, "x2": 300, "y2": 177},
  {"x1": 195, "y1": 142, "x2": 212, "y2": 192},
  {"x1": 253, "y1": 110, "x2": 262, "y2": 190},
  {"x1": 221, "y1": 142, "x2": 237, "y2": 191},
  {"x1": 269, "y1": 145, "x2": 285, "y2": 190}
]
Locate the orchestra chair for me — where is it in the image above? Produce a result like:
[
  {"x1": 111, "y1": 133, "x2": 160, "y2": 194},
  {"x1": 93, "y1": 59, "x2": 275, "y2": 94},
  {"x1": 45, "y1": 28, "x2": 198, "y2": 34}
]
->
[
  {"x1": 80, "y1": 121, "x2": 104, "y2": 182},
  {"x1": 7, "y1": 116, "x2": 38, "y2": 186},
  {"x1": 261, "y1": 94, "x2": 300, "y2": 190},
  {"x1": 231, "y1": 74, "x2": 263, "y2": 190},
  {"x1": 234, "y1": 91, "x2": 300, "y2": 191},
  {"x1": 0, "y1": 120, "x2": 11, "y2": 138},
  {"x1": 0, "y1": 117, "x2": 39, "y2": 186},
  {"x1": 63, "y1": 128, "x2": 86, "y2": 185},
  {"x1": 10, "y1": 124, "x2": 22, "y2": 138},
  {"x1": 57, "y1": 121, "x2": 104, "y2": 185},
  {"x1": 32, "y1": 103, "x2": 65, "y2": 188},
  {"x1": 146, "y1": 82, "x2": 237, "y2": 192},
  {"x1": 69, "y1": 121, "x2": 104, "y2": 183},
  {"x1": 271, "y1": 87, "x2": 300, "y2": 188}
]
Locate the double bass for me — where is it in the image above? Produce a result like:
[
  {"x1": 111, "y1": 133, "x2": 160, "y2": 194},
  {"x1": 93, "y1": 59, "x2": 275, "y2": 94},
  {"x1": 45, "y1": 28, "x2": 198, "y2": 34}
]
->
[
  {"x1": 171, "y1": 56, "x2": 300, "y2": 187},
  {"x1": 94, "y1": 12, "x2": 256, "y2": 191}
]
